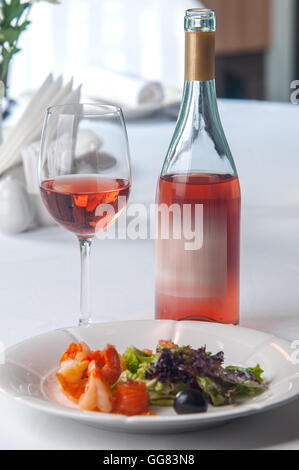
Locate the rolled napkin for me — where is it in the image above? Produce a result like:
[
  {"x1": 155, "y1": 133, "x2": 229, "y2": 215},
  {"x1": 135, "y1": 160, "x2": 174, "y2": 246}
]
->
[{"x1": 79, "y1": 67, "x2": 164, "y2": 108}]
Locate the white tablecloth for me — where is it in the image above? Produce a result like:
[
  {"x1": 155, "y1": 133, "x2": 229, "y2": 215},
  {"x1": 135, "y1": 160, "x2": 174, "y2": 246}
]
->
[{"x1": 1, "y1": 100, "x2": 299, "y2": 449}]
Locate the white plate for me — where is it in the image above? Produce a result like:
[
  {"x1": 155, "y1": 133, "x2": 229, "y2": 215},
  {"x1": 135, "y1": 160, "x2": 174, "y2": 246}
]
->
[{"x1": 0, "y1": 320, "x2": 298, "y2": 434}]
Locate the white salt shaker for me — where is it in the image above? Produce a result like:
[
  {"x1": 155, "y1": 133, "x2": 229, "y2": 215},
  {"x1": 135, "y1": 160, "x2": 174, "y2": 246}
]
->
[{"x1": 0, "y1": 176, "x2": 34, "y2": 234}]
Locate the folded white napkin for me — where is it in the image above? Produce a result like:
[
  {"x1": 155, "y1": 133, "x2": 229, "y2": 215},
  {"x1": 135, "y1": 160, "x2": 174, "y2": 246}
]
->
[
  {"x1": 80, "y1": 67, "x2": 164, "y2": 108},
  {"x1": 0, "y1": 74, "x2": 81, "y2": 176},
  {"x1": 21, "y1": 129, "x2": 102, "y2": 195}
]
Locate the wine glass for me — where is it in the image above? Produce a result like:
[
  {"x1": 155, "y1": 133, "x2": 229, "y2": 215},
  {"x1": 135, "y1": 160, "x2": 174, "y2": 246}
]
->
[{"x1": 39, "y1": 103, "x2": 131, "y2": 326}]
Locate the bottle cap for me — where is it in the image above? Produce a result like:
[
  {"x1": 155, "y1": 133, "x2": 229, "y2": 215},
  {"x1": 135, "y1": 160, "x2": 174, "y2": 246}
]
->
[{"x1": 184, "y1": 9, "x2": 216, "y2": 32}]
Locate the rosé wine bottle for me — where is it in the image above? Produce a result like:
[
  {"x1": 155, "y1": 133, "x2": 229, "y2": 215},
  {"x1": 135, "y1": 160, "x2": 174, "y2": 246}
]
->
[{"x1": 155, "y1": 9, "x2": 241, "y2": 324}]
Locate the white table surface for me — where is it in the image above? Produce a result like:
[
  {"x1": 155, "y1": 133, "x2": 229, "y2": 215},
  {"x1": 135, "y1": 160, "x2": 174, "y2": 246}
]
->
[{"x1": 1, "y1": 99, "x2": 299, "y2": 449}]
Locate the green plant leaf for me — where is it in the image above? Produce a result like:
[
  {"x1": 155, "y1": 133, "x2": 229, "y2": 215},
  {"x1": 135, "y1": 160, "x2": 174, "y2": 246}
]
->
[
  {"x1": 0, "y1": 21, "x2": 30, "y2": 45},
  {"x1": 0, "y1": 44, "x2": 20, "y2": 80},
  {"x1": 1, "y1": 1, "x2": 31, "y2": 27},
  {"x1": 0, "y1": 0, "x2": 59, "y2": 82}
]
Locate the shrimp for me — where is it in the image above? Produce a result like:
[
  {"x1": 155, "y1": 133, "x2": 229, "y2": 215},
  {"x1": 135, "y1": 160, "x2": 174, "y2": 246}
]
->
[
  {"x1": 90, "y1": 350, "x2": 105, "y2": 368},
  {"x1": 57, "y1": 359, "x2": 89, "y2": 383},
  {"x1": 57, "y1": 342, "x2": 121, "y2": 411},
  {"x1": 60, "y1": 342, "x2": 91, "y2": 364},
  {"x1": 56, "y1": 359, "x2": 89, "y2": 402},
  {"x1": 100, "y1": 344, "x2": 122, "y2": 385},
  {"x1": 78, "y1": 360, "x2": 114, "y2": 412},
  {"x1": 91, "y1": 346, "x2": 124, "y2": 379}
]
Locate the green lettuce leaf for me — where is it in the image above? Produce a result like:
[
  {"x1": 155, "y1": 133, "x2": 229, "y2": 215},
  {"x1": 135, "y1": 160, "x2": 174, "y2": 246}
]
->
[
  {"x1": 197, "y1": 377, "x2": 226, "y2": 406},
  {"x1": 225, "y1": 364, "x2": 265, "y2": 384},
  {"x1": 122, "y1": 348, "x2": 139, "y2": 373},
  {"x1": 123, "y1": 346, "x2": 153, "y2": 373},
  {"x1": 246, "y1": 364, "x2": 264, "y2": 383}
]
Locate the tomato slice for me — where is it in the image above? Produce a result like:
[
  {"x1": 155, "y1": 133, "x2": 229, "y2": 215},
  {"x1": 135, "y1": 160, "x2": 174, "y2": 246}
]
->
[
  {"x1": 158, "y1": 339, "x2": 177, "y2": 349},
  {"x1": 115, "y1": 380, "x2": 149, "y2": 416},
  {"x1": 143, "y1": 348, "x2": 153, "y2": 356}
]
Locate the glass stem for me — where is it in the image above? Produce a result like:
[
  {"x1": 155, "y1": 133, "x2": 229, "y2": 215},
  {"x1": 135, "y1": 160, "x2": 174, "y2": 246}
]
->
[{"x1": 78, "y1": 237, "x2": 93, "y2": 326}]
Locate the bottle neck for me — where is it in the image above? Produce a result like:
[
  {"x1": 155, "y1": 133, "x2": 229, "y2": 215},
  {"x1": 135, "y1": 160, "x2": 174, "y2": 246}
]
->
[
  {"x1": 168, "y1": 80, "x2": 237, "y2": 176},
  {"x1": 185, "y1": 30, "x2": 215, "y2": 81},
  {"x1": 181, "y1": 28, "x2": 220, "y2": 131},
  {"x1": 179, "y1": 79, "x2": 222, "y2": 149},
  {"x1": 180, "y1": 79, "x2": 217, "y2": 121},
  {"x1": 160, "y1": 8, "x2": 237, "y2": 179}
]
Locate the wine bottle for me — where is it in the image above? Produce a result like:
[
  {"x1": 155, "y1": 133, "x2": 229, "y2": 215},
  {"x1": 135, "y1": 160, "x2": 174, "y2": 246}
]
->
[{"x1": 155, "y1": 9, "x2": 241, "y2": 324}]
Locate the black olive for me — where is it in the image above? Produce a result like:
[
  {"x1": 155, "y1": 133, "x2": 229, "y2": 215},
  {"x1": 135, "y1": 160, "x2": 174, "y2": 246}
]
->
[{"x1": 174, "y1": 389, "x2": 207, "y2": 414}]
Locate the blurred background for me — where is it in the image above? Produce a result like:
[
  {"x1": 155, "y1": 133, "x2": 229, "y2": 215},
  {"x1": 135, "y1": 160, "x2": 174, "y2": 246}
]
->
[{"x1": 7, "y1": 0, "x2": 299, "y2": 103}]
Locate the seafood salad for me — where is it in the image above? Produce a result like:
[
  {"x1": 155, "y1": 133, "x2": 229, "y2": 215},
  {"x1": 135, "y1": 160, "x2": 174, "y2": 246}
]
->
[{"x1": 56, "y1": 340, "x2": 267, "y2": 416}]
